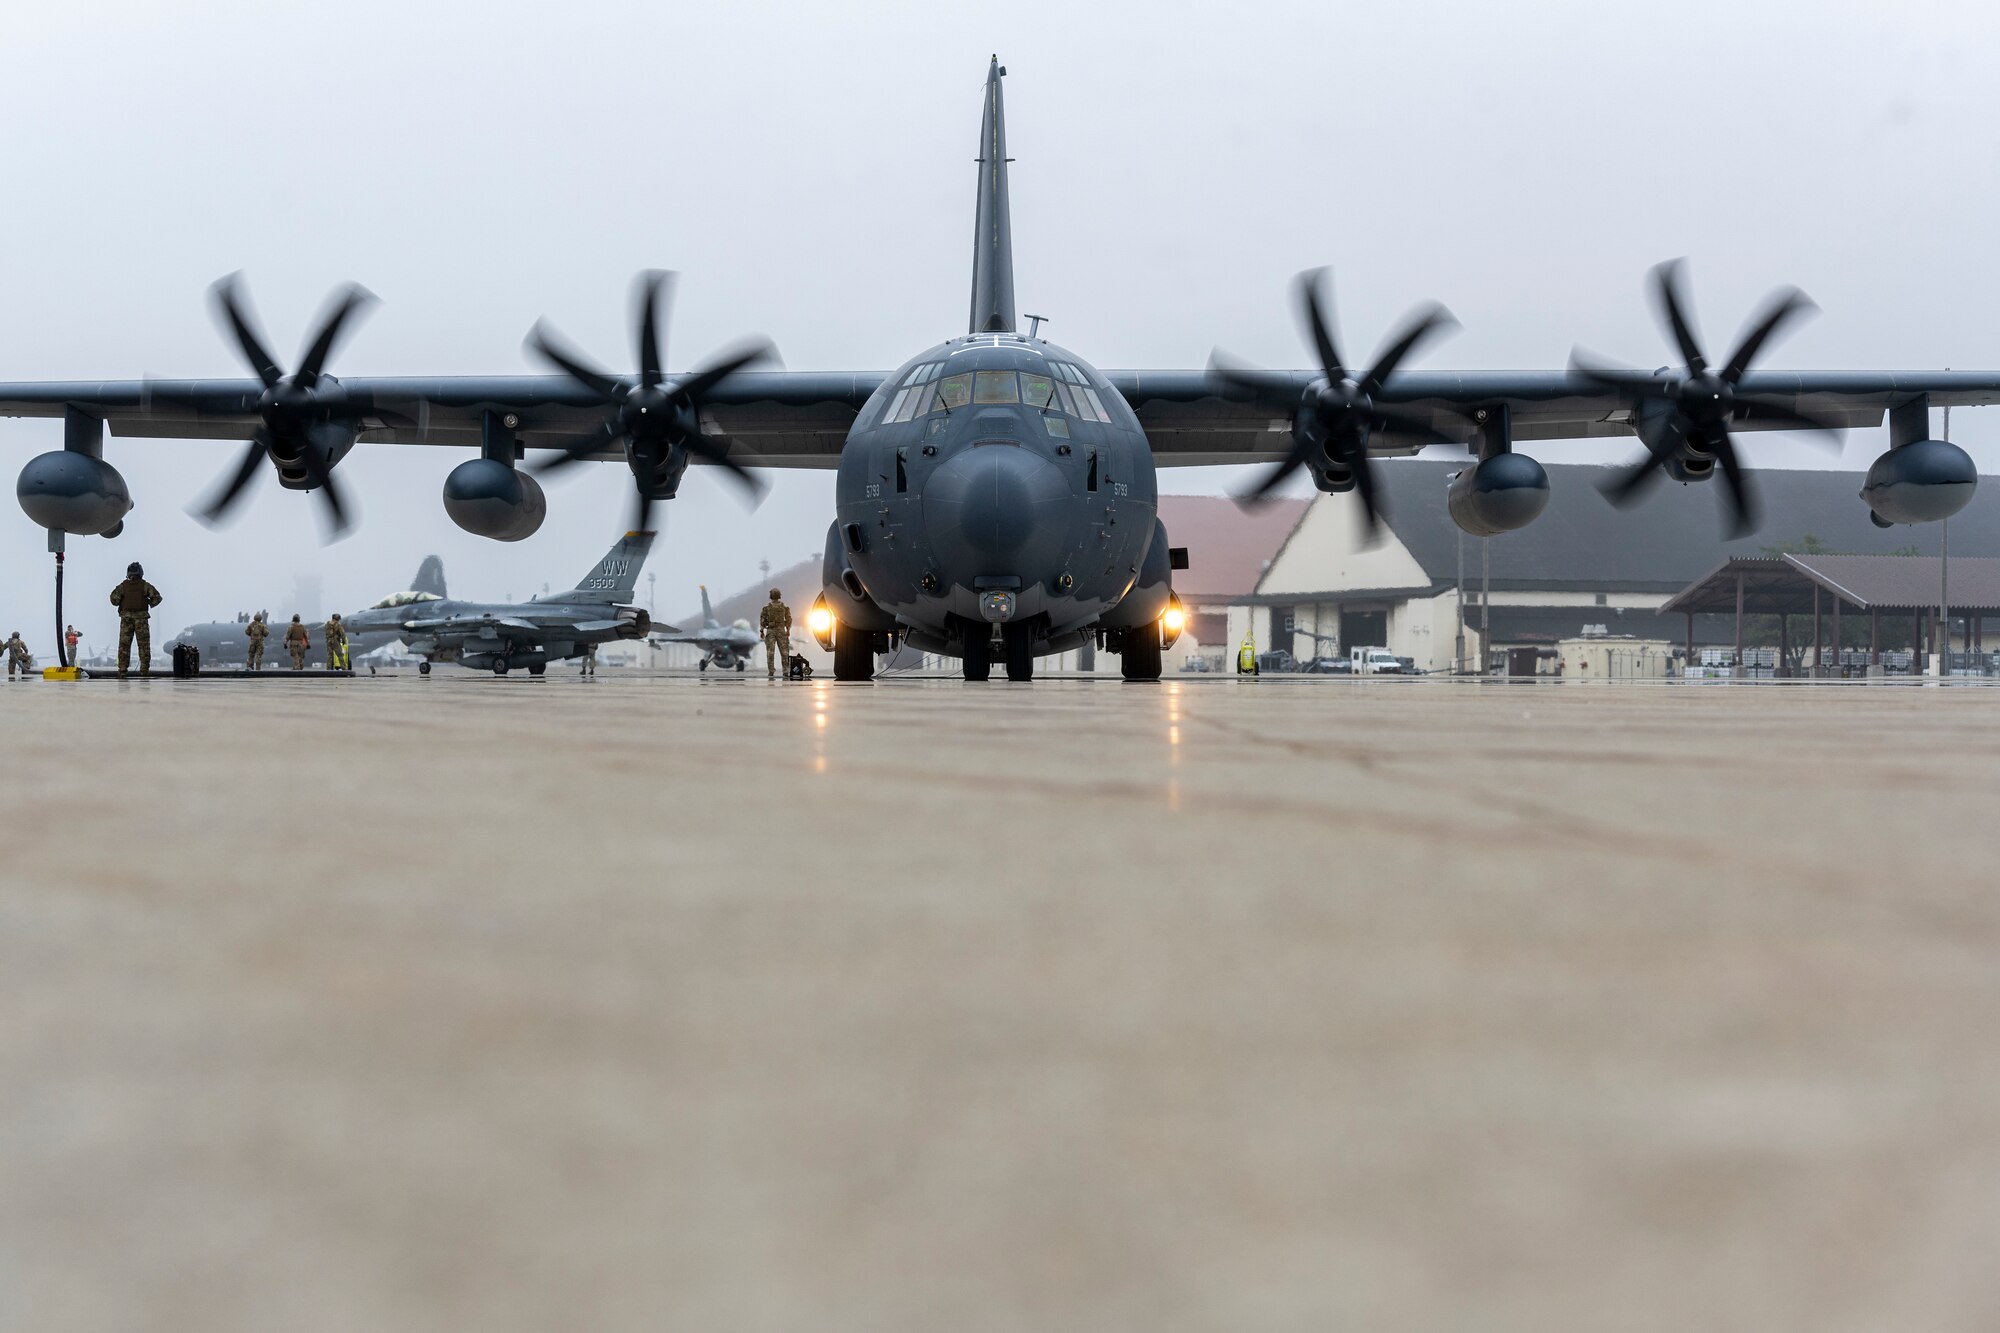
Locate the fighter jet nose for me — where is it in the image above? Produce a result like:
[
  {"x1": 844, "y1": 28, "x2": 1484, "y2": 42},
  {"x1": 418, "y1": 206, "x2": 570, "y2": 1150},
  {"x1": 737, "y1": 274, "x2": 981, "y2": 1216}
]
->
[{"x1": 923, "y1": 443, "x2": 1069, "y2": 567}]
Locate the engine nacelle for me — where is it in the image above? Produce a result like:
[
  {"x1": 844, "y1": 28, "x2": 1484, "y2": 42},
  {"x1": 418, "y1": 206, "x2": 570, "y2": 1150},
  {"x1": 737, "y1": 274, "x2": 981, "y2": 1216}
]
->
[
  {"x1": 1448, "y1": 452, "x2": 1550, "y2": 536},
  {"x1": 611, "y1": 605, "x2": 652, "y2": 638},
  {"x1": 17, "y1": 451, "x2": 133, "y2": 535},
  {"x1": 443, "y1": 459, "x2": 547, "y2": 541},
  {"x1": 1862, "y1": 439, "x2": 1977, "y2": 526}
]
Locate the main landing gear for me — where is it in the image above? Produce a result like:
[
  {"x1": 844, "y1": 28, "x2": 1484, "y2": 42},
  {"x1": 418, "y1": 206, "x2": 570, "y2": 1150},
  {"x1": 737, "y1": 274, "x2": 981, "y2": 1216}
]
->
[
  {"x1": 418, "y1": 661, "x2": 431, "y2": 676},
  {"x1": 1002, "y1": 620, "x2": 1034, "y2": 682},
  {"x1": 1121, "y1": 628, "x2": 1162, "y2": 681},
  {"x1": 833, "y1": 624, "x2": 875, "y2": 682}
]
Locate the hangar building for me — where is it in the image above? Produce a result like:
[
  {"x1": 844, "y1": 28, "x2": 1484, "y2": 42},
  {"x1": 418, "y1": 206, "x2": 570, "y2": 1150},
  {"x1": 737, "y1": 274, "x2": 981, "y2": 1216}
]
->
[{"x1": 1228, "y1": 460, "x2": 2000, "y2": 672}]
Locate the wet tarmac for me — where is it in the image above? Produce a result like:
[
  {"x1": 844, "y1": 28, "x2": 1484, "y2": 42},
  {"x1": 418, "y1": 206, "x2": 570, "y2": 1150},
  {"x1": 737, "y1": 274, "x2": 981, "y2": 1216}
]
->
[{"x1": 5, "y1": 674, "x2": 1999, "y2": 1331}]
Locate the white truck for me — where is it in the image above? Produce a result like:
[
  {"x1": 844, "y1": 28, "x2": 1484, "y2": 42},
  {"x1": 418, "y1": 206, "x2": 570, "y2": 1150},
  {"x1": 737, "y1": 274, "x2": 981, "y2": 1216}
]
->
[{"x1": 1351, "y1": 645, "x2": 1403, "y2": 675}]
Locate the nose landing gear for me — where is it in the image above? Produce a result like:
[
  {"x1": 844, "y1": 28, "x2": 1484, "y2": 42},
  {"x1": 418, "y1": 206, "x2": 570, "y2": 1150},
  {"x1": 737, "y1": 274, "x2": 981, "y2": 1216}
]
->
[{"x1": 1001, "y1": 620, "x2": 1035, "y2": 682}]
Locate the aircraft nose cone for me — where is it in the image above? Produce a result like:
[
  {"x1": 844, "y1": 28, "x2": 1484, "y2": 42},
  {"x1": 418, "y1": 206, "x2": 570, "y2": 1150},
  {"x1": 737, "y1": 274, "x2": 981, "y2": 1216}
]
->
[{"x1": 923, "y1": 443, "x2": 1070, "y2": 571}]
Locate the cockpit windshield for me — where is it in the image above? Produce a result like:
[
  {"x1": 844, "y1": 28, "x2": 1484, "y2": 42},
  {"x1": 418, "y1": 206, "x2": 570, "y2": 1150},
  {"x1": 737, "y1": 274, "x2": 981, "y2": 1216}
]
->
[
  {"x1": 368, "y1": 590, "x2": 443, "y2": 610},
  {"x1": 879, "y1": 359, "x2": 1113, "y2": 425}
]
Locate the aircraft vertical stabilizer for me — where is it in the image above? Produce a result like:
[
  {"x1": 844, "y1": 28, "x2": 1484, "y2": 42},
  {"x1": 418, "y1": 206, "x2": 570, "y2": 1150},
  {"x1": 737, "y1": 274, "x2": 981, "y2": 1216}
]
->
[
  {"x1": 968, "y1": 56, "x2": 1016, "y2": 335},
  {"x1": 560, "y1": 531, "x2": 655, "y2": 602},
  {"x1": 412, "y1": 554, "x2": 447, "y2": 599},
  {"x1": 699, "y1": 584, "x2": 718, "y2": 629}
]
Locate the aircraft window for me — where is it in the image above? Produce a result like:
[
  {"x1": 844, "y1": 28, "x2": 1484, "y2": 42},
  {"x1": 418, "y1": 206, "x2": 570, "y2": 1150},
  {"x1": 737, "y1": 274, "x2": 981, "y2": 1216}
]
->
[
  {"x1": 1020, "y1": 374, "x2": 1055, "y2": 408},
  {"x1": 1081, "y1": 388, "x2": 1111, "y2": 422},
  {"x1": 925, "y1": 416, "x2": 948, "y2": 437},
  {"x1": 1044, "y1": 415, "x2": 1070, "y2": 439},
  {"x1": 884, "y1": 388, "x2": 912, "y2": 423},
  {"x1": 1053, "y1": 362, "x2": 1082, "y2": 385},
  {"x1": 1050, "y1": 382, "x2": 1077, "y2": 417},
  {"x1": 973, "y1": 371, "x2": 1019, "y2": 403},
  {"x1": 902, "y1": 363, "x2": 937, "y2": 387},
  {"x1": 369, "y1": 590, "x2": 442, "y2": 609},
  {"x1": 936, "y1": 373, "x2": 973, "y2": 411}
]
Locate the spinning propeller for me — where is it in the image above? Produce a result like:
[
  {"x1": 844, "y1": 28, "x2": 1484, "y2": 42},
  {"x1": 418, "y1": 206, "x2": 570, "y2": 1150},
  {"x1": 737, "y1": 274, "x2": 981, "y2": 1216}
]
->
[
  {"x1": 182, "y1": 273, "x2": 404, "y2": 539},
  {"x1": 1210, "y1": 268, "x2": 1460, "y2": 537},
  {"x1": 528, "y1": 271, "x2": 775, "y2": 533},
  {"x1": 1571, "y1": 259, "x2": 1844, "y2": 537}
]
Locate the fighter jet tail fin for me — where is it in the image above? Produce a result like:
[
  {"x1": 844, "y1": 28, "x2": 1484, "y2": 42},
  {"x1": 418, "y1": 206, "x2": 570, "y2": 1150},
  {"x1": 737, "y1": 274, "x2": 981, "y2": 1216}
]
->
[
  {"x1": 412, "y1": 555, "x2": 447, "y2": 599},
  {"x1": 699, "y1": 584, "x2": 717, "y2": 628},
  {"x1": 565, "y1": 531, "x2": 655, "y2": 602}
]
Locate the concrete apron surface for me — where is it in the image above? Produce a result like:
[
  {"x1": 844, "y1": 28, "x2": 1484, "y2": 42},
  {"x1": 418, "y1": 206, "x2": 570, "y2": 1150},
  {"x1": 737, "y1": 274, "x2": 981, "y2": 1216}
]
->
[{"x1": 4, "y1": 674, "x2": 1999, "y2": 1333}]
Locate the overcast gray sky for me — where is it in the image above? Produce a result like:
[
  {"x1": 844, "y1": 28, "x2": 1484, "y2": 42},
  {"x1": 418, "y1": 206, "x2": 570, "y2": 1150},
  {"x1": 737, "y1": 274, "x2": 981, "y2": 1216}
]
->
[{"x1": 3, "y1": 0, "x2": 1996, "y2": 650}]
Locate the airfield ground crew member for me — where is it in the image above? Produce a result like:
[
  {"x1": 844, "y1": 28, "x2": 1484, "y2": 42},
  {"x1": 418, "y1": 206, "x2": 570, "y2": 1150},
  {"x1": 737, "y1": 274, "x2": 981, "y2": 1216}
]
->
[
  {"x1": 760, "y1": 589, "x2": 792, "y2": 680},
  {"x1": 64, "y1": 623, "x2": 80, "y2": 666},
  {"x1": 5, "y1": 631, "x2": 32, "y2": 678},
  {"x1": 324, "y1": 613, "x2": 349, "y2": 670},
  {"x1": 284, "y1": 615, "x2": 310, "y2": 671},
  {"x1": 580, "y1": 642, "x2": 597, "y2": 677},
  {"x1": 245, "y1": 611, "x2": 269, "y2": 671},
  {"x1": 110, "y1": 561, "x2": 163, "y2": 678}
]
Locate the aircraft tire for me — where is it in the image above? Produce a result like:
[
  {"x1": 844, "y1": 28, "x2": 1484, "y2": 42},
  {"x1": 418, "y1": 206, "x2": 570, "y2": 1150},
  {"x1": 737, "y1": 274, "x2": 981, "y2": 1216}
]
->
[
  {"x1": 1002, "y1": 620, "x2": 1034, "y2": 682},
  {"x1": 833, "y1": 625, "x2": 874, "y2": 682},
  {"x1": 736, "y1": 660, "x2": 745, "y2": 672},
  {"x1": 1121, "y1": 628, "x2": 1162, "y2": 681},
  {"x1": 418, "y1": 662, "x2": 431, "y2": 676},
  {"x1": 493, "y1": 658, "x2": 510, "y2": 676},
  {"x1": 699, "y1": 659, "x2": 708, "y2": 671},
  {"x1": 528, "y1": 663, "x2": 546, "y2": 677}
]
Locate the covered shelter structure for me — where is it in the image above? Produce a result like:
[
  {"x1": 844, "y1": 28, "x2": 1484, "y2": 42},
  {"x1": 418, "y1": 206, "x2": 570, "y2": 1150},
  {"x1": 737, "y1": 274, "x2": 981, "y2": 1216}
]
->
[{"x1": 1658, "y1": 554, "x2": 2000, "y2": 674}]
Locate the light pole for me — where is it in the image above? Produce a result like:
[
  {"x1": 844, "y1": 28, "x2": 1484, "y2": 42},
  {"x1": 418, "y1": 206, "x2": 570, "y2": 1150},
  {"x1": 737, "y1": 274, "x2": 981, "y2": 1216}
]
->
[
  {"x1": 1480, "y1": 534, "x2": 1491, "y2": 676},
  {"x1": 1939, "y1": 399, "x2": 1951, "y2": 678},
  {"x1": 1452, "y1": 472, "x2": 1466, "y2": 673}
]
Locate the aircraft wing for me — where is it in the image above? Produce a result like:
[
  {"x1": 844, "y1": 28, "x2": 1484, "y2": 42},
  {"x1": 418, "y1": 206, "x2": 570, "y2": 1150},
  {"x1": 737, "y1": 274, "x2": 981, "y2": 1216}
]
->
[
  {"x1": 5, "y1": 367, "x2": 1997, "y2": 472},
  {"x1": 0, "y1": 371, "x2": 882, "y2": 470},
  {"x1": 1108, "y1": 369, "x2": 2000, "y2": 466}
]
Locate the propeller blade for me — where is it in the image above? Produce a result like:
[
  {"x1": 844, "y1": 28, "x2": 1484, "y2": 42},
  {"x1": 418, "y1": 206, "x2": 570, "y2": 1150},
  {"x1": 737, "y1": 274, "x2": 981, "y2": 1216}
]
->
[
  {"x1": 1236, "y1": 434, "x2": 1315, "y2": 506},
  {"x1": 1295, "y1": 268, "x2": 1345, "y2": 382},
  {"x1": 1342, "y1": 434, "x2": 1384, "y2": 539},
  {"x1": 1648, "y1": 259, "x2": 1707, "y2": 375},
  {"x1": 191, "y1": 434, "x2": 270, "y2": 526},
  {"x1": 635, "y1": 270, "x2": 674, "y2": 390},
  {"x1": 669, "y1": 339, "x2": 777, "y2": 404},
  {"x1": 531, "y1": 420, "x2": 624, "y2": 475},
  {"x1": 685, "y1": 434, "x2": 768, "y2": 505},
  {"x1": 293, "y1": 284, "x2": 378, "y2": 390},
  {"x1": 1712, "y1": 429, "x2": 1760, "y2": 537},
  {"x1": 1369, "y1": 405, "x2": 1458, "y2": 447},
  {"x1": 1568, "y1": 350, "x2": 1674, "y2": 397},
  {"x1": 301, "y1": 444, "x2": 352, "y2": 539},
  {"x1": 1598, "y1": 420, "x2": 1688, "y2": 507},
  {"x1": 525, "y1": 321, "x2": 623, "y2": 400},
  {"x1": 1721, "y1": 288, "x2": 1816, "y2": 383},
  {"x1": 1206, "y1": 354, "x2": 1301, "y2": 410},
  {"x1": 1358, "y1": 303, "x2": 1458, "y2": 396},
  {"x1": 210, "y1": 274, "x2": 284, "y2": 389},
  {"x1": 630, "y1": 487, "x2": 658, "y2": 537},
  {"x1": 1732, "y1": 395, "x2": 1847, "y2": 447}
]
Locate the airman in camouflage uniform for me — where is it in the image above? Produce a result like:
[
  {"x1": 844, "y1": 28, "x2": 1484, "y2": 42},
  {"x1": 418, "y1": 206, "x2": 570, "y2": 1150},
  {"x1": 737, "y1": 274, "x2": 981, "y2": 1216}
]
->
[
  {"x1": 324, "y1": 613, "x2": 349, "y2": 670},
  {"x1": 284, "y1": 614, "x2": 310, "y2": 671},
  {"x1": 245, "y1": 612, "x2": 269, "y2": 671},
  {"x1": 109, "y1": 561, "x2": 163, "y2": 677},
  {"x1": 760, "y1": 589, "x2": 791, "y2": 680},
  {"x1": 4, "y1": 632, "x2": 31, "y2": 678}
]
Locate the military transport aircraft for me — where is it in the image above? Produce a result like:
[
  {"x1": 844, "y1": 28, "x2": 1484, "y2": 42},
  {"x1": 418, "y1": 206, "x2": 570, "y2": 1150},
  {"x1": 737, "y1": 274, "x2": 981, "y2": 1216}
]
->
[
  {"x1": 3, "y1": 57, "x2": 1994, "y2": 682},
  {"x1": 652, "y1": 586, "x2": 761, "y2": 672},
  {"x1": 164, "y1": 555, "x2": 448, "y2": 668},
  {"x1": 341, "y1": 533, "x2": 654, "y2": 675}
]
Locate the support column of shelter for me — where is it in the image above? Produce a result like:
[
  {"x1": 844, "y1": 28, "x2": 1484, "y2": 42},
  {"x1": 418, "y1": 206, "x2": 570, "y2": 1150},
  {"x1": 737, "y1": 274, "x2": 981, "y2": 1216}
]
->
[
  {"x1": 1870, "y1": 608, "x2": 1880, "y2": 674},
  {"x1": 1832, "y1": 595, "x2": 1842, "y2": 678},
  {"x1": 1685, "y1": 610, "x2": 1694, "y2": 674},
  {"x1": 1733, "y1": 571, "x2": 1745, "y2": 676},
  {"x1": 1813, "y1": 584, "x2": 1823, "y2": 678}
]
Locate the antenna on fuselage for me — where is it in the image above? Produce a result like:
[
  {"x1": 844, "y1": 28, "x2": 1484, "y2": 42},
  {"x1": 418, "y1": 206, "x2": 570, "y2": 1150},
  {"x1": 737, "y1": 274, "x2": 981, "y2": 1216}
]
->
[{"x1": 1025, "y1": 314, "x2": 1047, "y2": 339}]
